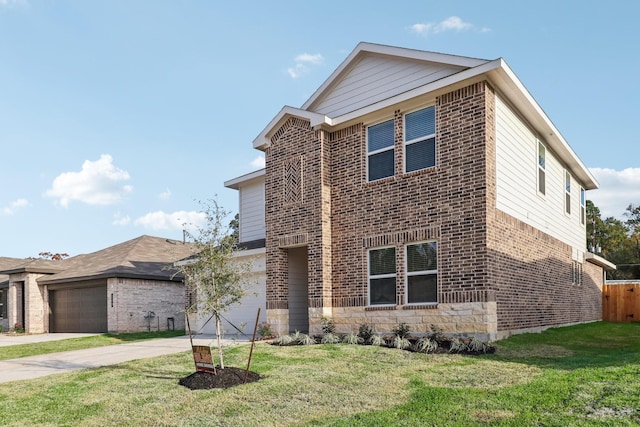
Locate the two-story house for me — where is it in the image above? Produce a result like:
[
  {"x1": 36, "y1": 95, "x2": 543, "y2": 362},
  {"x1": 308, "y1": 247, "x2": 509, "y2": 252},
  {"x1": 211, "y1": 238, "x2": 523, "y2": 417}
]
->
[{"x1": 226, "y1": 42, "x2": 614, "y2": 341}]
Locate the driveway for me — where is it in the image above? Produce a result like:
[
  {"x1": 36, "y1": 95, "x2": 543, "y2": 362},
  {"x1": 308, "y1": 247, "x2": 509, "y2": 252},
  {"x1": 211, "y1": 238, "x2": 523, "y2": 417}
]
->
[{"x1": 0, "y1": 334, "x2": 246, "y2": 384}]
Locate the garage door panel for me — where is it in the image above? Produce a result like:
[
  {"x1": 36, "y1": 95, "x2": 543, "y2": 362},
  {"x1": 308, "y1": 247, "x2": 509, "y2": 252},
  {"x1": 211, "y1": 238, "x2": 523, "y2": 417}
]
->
[{"x1": 50, "y1": 286, "x2": 107, "y2": 333}]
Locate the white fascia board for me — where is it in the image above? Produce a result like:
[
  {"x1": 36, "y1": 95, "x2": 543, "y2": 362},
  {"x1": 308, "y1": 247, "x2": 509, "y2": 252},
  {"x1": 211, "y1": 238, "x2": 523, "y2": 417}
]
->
[
  {"x1": 224, "y1": 168, "x2": 265, "y2": 190},
  {"x1": 585, "y1": 252, "x2": 617, "y2": 271},
  {"x1": 252, "y1": 106, "x2": 331, "y2": 150},
  {"x1": 301, "y1": 42, "x2": 489, "y2": 111}
]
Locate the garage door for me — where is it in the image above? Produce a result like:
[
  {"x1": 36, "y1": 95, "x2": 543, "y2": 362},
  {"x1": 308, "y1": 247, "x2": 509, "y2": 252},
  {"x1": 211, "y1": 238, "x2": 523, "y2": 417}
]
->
[{"x1": 49, "y1": 286, "x2": 107, "y2": 333}]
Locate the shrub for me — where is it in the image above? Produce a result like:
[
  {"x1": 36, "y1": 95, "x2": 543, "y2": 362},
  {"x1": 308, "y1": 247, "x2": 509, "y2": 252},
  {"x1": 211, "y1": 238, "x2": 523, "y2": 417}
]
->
[
  {"x1": 290, "y1": 330, "x2": 315, "y2": 345},
  {"x1": 369, "y1": 335, "x2": 385, "y2": 346},
  {"x1": 342, "y1": 332, "x2": 364, "y2": 345},
  {"x1": 257, "y1": 322, "x2": 273, "y2": 339},
  {"x1": 321, "y1": 333, "x2": 341, "y2": 344},
  {"x1": 468, "y1": 337, "x2": 490, "y2": 353},
  {"x1": 393, "y1": 336, "x2": 411, "y2": 350},
  {"x1": 320, "y1": 317, "x2": 336, "y2": 334},
  {"x1": 449, "y1": 337, "x2": 469, "y2": 354},
  {"x1": 392, "y1": 322, "x2": 411, "y2": 339},
  {"x1": 13, "y1": 323, "x2": 24, "y2": 334},
  {"x1": 428, "y1": 324, "x2": 446, "y2": 344},
  {"x1": 415, "y1": 337, "x2": 439, "y2": 353},
  {"x1": 276, "y1": 334, "x2": 294, "y2": 346},
  {"x1": 357, "y1": 323, "x2": 374, "y2": 343}
]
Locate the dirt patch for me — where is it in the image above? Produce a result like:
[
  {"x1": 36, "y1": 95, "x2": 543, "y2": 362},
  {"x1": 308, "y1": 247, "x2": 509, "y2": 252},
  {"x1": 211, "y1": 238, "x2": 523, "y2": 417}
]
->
[{"x1": 179, "y1": 367, "x2": 261, "y2": 390}]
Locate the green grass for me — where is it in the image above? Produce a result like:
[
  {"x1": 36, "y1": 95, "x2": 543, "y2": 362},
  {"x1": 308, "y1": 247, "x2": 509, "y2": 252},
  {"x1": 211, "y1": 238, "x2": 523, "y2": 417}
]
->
[
  {"x1": 0, "y1": 330, "x2": 185, "y2": 360},
  {"x1": 1, "y1": 322, "x2": 639, "y2": 426}
]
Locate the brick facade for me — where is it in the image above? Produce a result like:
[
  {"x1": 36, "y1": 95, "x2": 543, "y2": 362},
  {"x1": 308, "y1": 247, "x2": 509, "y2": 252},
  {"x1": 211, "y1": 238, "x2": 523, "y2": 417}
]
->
[
  {"x1": 107, "y1": 278, "x2": 185, "y2": 333},
  {"x1": 264, "y1": 81, "x2": 603, "y2": 339}
]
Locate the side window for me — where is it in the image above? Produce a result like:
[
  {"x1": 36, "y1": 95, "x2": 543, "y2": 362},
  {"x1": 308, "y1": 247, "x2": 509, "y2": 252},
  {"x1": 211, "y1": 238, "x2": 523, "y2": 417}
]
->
[
  {"x1": 565, "y1": 170, "x2": 571, "y2": 215},
  {"x1": 580, "y1": 187, "x2": 586, "y2": 225},
  {"x1": 404, "y1": 106, "x2": 436, "y2": 173},
  {"x1": 538, "y1": 141, "x2": 546, "y2": 195},
  {"x1": 406, "y1": 242, "x2": 438, "y2": 304},
  {"x1": 367, "y1": 119, "x2": 395, "y2": 181},
  {"x1": 368, "y1": 247, "x2": 396, "y2": 305},
  {"x1": 0, "y1": 289, "x2": 6, "y2": 318}
]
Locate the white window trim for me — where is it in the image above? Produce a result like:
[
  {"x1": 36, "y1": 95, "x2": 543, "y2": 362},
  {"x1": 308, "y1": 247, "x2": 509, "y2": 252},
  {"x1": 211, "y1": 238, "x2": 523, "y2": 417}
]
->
[
  {"x1": 580, "y1": 186, "x2": 586, "y2": 226},
  {"x1": 366, "y1": 119, "x2": 395, "y2": 182},
  {"x1": 403, "y1": 105, "x2": 436, "y2": 174},
  {"x1": 565, "y1": 169, "x2": 572, "y2": 217},
  {"x1": 405, "y1": 241, "x2": 438, "y2": 305},
  {"x1": 367, "y1": 246, "x2": 397, "y2": 307},
  {"x1": 537, "y1": 140, "x2": 546, "y2": 197}
]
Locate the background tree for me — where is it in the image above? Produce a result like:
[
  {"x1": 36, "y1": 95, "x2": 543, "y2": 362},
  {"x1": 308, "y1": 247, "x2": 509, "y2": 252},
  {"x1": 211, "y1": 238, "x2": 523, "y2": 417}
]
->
[
  {"x1": 586, "y1": 200, "x2": 640, "y2": 279},
  {"x1": 38, "y1": 252, "x2": 69, "y2": 260},
  {"x1": 174, "y1": 199, "x2": 253, "y2": 370}
]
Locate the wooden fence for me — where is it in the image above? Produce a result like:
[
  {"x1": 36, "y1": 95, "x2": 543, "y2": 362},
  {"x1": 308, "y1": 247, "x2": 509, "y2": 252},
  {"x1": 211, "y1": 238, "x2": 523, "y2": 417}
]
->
[{"x1": 602, "y1": 282, "x2": 640, "y2": 322}]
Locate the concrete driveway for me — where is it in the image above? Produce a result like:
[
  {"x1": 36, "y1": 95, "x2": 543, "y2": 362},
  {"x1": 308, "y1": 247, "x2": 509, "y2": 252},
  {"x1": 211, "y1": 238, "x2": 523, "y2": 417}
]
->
[{"x1": 0, "y1": 334, "x2": 246, "y2": 384}]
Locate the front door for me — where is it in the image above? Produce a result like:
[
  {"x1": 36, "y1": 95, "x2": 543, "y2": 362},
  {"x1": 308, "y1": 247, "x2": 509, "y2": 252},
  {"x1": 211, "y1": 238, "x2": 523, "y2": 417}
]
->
[{"x1": 288, "y1": 246, "x2": 309, "y2": 333}]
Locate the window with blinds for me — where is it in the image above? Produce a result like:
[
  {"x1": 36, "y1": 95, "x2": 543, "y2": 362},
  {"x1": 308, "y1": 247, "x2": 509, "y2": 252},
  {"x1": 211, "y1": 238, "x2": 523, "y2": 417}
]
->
[
  {"x1": 368, "y1": 247, "x2": 396, "y2": 305},
  {"x1": 406, "y1": 242, "x2": 438, "y2": 304},
  {"x1": 404, "y1": 106, "x2": 436, "y2": 173},
  {"x1": 367, "y1": 119, "x2": 395, "y2": 181}
]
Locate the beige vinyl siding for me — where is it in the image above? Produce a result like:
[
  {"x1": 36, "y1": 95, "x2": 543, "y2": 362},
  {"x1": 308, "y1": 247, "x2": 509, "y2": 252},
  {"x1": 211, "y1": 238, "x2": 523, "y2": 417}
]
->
[
  {"x1": 313, "y1": 55, "x2": 464, "y2": 117},
  {"x1": 239, "y1": 179, "x2": 265, "y2": 242},
  {"x1": 495, "y1": 95, "x2": 587, "y2": 251}
]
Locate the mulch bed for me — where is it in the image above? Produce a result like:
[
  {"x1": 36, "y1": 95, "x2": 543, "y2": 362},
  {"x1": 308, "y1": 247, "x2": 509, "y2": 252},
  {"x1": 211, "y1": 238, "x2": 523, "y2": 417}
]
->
[{"x1": 179, "y1": 367, "x2": 261, "y2": 390}]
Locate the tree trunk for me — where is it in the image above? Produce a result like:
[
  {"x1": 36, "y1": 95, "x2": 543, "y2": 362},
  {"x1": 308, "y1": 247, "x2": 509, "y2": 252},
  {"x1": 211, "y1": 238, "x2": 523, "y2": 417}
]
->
[{"x1": 215, "y1": 312, "x2": 224, "y2": 369}]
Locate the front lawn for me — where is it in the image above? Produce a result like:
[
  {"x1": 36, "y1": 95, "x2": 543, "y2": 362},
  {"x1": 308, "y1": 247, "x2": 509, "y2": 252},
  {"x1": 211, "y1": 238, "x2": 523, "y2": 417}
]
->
[{"x1": 0, "y1": 322, "x2": 638, "y2": 426}]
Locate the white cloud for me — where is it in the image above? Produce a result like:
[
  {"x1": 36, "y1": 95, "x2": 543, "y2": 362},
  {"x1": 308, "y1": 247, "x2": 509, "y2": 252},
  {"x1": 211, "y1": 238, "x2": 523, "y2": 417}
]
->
[
  {"x1": 134, "y1": 210, "x2": 206, "y2": 231},
  {"x1": 295, "y1": 53, "x2": 324, "y2": 65},
  {"x1": 250, "y1": 156, "x2": 265, "y2": 169},
  {"x1": 159, "y1": 189, "x2": 172, "y2": 200},
  {"x1": 588, "y1": 167, "x2": 640, "y2": 218},
  {"x1": 2, "y1": 198, "x2": 29, "y2": 215},
  {"x1": 287, "y1": 52, "x2": 324, "y2": 79},
  {"x1": 45, "y1": 154, "x2": 132, "y2": 207},
  {"x1": 112, "y1": 212, "x2": 131, "y2": 226},
  {"x1": 409, "y1": 16, "x2": 486, "y2": 37}
]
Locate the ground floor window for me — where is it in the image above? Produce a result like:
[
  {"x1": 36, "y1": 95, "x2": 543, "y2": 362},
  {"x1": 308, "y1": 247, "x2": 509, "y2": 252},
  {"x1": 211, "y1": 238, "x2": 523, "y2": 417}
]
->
[
  {"x1": 406, "y1": 242, "x2": 438, "y2": 304},
  {"x1": 572, "y1": 261, "x2": 583, "y2": 286},
  {"x1": 0, "y1": 288, "x2": 6, "y2": 318},
  {"x1": 368, "y1": 247, "x2": 396, "y2": 305}
]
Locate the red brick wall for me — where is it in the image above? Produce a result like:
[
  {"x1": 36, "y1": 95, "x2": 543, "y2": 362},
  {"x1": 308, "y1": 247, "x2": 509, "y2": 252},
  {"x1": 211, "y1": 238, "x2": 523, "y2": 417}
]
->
[{"x1": 264, "y1": 80, "x2": 603, "y2": 335}]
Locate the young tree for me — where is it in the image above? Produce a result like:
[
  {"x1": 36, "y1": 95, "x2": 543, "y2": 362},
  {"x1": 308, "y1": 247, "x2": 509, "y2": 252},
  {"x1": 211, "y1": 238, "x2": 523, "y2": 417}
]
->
[{"x1": 174, "y1": 199, "x2": 254, "y2": 369}]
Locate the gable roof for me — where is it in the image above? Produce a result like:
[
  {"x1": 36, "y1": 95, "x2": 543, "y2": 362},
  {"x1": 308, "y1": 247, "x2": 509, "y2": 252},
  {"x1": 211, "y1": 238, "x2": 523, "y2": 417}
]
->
[
  {"x1": 0, "y1": 236, "x2": 195, "y2": 286},
  {"x1": 252, "y1": 41, "x2": 597, "y2": 190}
]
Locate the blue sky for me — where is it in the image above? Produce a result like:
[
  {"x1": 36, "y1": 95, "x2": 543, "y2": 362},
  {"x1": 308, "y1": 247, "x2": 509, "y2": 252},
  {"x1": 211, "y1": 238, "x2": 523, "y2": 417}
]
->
[{"x1": 1, "y1": 0, "x2": 638, "y2": 258}]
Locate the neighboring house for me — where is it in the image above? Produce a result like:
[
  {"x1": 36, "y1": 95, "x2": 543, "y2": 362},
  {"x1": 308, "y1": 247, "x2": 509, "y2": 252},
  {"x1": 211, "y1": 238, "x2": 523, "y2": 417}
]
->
[
  {"x1": 186, "y1": 169, "x2": 268, "y2": 336},
  {"x1": 0, "y1": 257, "x2": 23, "y2": 331},
  {"x1": 0, "y1": 235, "x2": 194, "y2": 334},
  {"x1": 226, "y1": 42, "x2": 615, "y2": 341}
]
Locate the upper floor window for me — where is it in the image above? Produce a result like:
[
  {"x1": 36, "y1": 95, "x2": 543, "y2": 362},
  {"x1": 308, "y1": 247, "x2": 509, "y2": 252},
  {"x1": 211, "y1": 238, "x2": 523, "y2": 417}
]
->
[
  {"x1": 406, "y1": 242, "x2": 438, "y2": 304},
  {"x1": 537, "y1": 141, "x2": 546, "y2": 195},
  {"x1": 368, "y1": 247, "x2": 396, "y2": 305},
  {"x1": 565, "y1": 170, "x2": 571, "y2": 215},
  {"x1": 367, "y1": 119, "x2": 395, "y2": 181},
  {"x1": 404, "y1": 106, "x2": 436, "y2": 173},
  {"x1": 580, "y1": 187, "x2": 586, "y2": 225}
]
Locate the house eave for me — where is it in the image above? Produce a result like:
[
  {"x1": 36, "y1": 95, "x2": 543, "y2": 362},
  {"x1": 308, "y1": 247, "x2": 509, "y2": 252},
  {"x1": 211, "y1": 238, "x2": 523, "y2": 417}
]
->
[
  {"x1": 224, "y1": 168, "x2": 265, "y2": 190},
  {"x1": 585, "y1": 253, "x2": 616, "y2": 271},
  {"x1": 252, "y1": 106, "x2": 332, "y2": 151}
]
